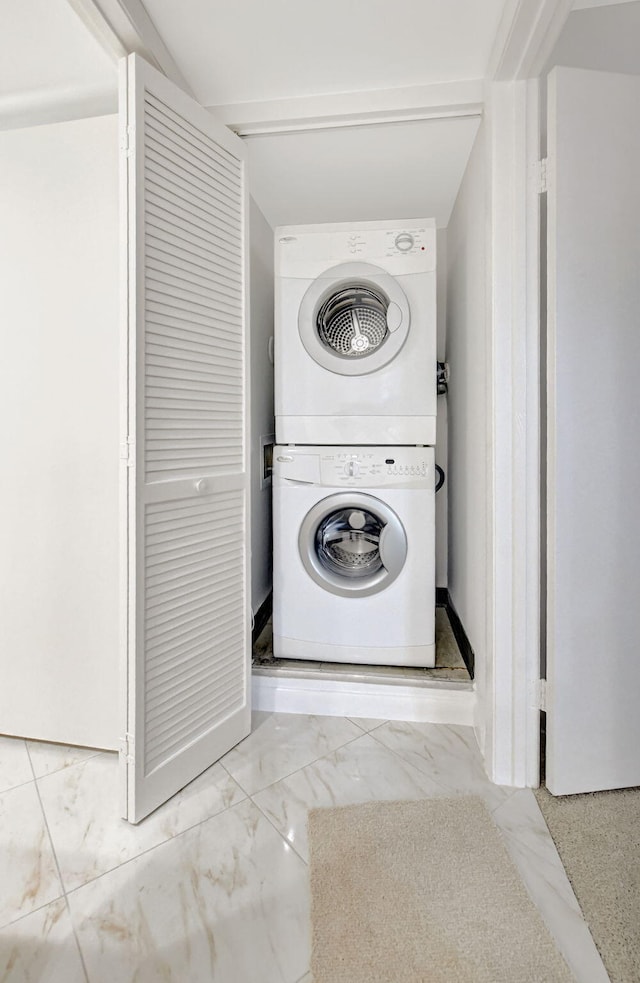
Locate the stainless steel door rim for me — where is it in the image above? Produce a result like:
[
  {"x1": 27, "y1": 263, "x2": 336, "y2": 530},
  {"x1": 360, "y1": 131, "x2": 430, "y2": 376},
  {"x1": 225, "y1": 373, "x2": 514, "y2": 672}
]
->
[
  {"x1": 297, "y1": 262, "x2": 410, "y2": 377},
  {"x1": 298, "y1": 492, "x2": 407, "y2": 598}
]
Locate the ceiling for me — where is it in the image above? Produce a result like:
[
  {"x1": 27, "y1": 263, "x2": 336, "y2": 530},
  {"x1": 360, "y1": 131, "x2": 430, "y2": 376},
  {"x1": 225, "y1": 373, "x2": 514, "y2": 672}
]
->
[
  {"x1": 9, "y1": 0, "x2": 628, "y2": 229},
  {"x1": 246, "y1": 116, "x2": 481, "y2": 229},
  {"x1": 2, "y1": 0, "x2": 627, "y2": 125},
  {"x1": 139, "y1": 0, "x2": 506, "y2": 227},
  {"x1": 141, "y1": 0, "x2": 507, "y2": 107}
]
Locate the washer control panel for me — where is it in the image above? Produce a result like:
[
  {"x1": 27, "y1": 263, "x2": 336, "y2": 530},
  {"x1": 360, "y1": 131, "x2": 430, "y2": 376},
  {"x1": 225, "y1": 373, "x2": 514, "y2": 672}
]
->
[{"x1": 319, "y1": 447, "x2": 432, "y2": 487}]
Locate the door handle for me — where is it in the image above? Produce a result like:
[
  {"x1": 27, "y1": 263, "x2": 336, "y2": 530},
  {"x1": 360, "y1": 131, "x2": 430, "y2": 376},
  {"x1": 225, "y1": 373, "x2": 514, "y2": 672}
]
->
[
  {"x1": 378, "y1": 520, "x2": 408, "y2": 577},
  {"x1": 386, "y1": 301, "x2": 403, "y2": 332}
]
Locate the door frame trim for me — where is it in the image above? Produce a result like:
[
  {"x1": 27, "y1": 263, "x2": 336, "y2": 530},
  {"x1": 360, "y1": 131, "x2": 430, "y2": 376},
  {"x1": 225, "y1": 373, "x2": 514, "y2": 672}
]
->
[
  {"x1": 99, "y1": 0, "x2": 569, "y2": 794},
  {"x1": 480, "y1": 77, "x2": 542, "y2": 788},
  {"x1": 481, "y1": 0, "x2": 571, "y2": 787}
]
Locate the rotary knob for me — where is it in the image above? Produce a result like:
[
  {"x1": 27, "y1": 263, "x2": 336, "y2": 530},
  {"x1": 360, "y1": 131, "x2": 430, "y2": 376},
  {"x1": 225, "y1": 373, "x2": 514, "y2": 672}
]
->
[
  {"x1": 394, "y1": 233, "x2": 414, "y2": 252},
  {"x1": 345, "y1": 460, "x2": 360, "y2": 477}
]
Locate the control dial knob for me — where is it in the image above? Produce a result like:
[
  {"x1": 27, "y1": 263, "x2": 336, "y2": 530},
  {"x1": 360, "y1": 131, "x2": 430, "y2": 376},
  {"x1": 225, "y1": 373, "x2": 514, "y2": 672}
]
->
[
  {"x1": 394, "y1": 233, "x2": 415, "y2": 252},
  {"x1": 344, "y1": 460, "x2": 360, "y2": 477}
]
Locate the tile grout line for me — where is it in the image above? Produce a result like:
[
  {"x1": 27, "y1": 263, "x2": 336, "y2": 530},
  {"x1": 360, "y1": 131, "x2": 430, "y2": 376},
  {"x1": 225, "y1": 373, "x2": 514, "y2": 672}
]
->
[
  {"x1": 28, "y1": 740, "x2": 320, "y2": 907},
  {"x1": 218, "y1": 756, "x2": 321, "y2": 861},
  {"x1": 365, "y1": 721, "x2": 478, "y2": 796},
  {"x1": 219, "y1": 721, "x2": 455, "y2": 864},
  {"x1": 248, "y1": 794, "x2": 309, "y2": 867},
  {"x1": 55, "y1": 795, "x2": 256, "y2": 901},
  {"x1": 26, "y1": 750, "x2": 104, "y2": 783},
  {"x1": 0, "y1": 894, "x2": 71, "y2": 933},
  {"x1": 218, "y1": 757, "x2": 252, "y2": 799},
  {"x1": 352, "y1": 719, "x2": 387, "y2": 734},
  {"x1": 364, "y1": 723, "x2": 524, "y2": 816},
  {"x1": 488, "y1": 791, "x2": 609, "y2": 980},
  {"x1": 0, "y1": 736, "x2": 35, "y2": 796},
  {"x1": 25, "y1": 744, "x2": 91, "y2": 983},
  {"x1": 0, "y1": 776, "x2": 39, "y2": 795},
  {"x1": 221, "y1": 720, "x2": 460, "y2": 860},
  {"x1": 227, "y1": 715, "x2": 476, "y2": 806},
  {"x1": 344, "y1": 717, "x2": 391, "y2": 734},
  {"x1": 27, "y1": 753, "x2": 254, "y2": 901},
  {"x1": 16, "y1": 721, "x2": 469, "y2": 934},
  {"x1": 227, "y1": 728, "x2": 373, "y2": 798},
  {"x1": 48, "y1": 720, "x2": 488, "y2": 904},
  {"x1": 345, "y1": 716, "x2": 374, "y2": 733}
]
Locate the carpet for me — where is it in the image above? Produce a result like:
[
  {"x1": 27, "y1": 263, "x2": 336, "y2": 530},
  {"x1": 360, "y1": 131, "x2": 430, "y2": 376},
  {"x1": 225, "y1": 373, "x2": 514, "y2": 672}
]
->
[
  {"x1": 535, "y1": 785, "x2": 640, "y2": 983},
  {"x1": 308, "y1": 797, "x2": 573, "y2": 983}
]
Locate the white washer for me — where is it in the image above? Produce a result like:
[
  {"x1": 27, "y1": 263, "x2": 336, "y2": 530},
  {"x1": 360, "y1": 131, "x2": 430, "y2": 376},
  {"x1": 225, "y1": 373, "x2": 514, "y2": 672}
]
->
[
  {"x1": 273, "y1": 445, "x2": 435, "y2": 667},
  {"x1": 275, "y1": 218, "x2": 437, "y2": 446}
]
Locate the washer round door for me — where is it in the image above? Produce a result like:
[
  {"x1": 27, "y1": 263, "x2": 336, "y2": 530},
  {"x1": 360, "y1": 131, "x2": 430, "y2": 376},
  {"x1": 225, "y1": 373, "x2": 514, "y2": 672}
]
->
[
  {"x1": 298, "y1": 262, "x2": 411, "y2": 376},
  {"x1": 299, "y1": 493, "x2": 407, "y2": 598}
]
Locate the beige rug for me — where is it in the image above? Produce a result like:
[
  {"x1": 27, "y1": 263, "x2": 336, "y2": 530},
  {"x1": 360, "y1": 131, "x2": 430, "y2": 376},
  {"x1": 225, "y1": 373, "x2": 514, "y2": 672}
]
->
[
  {"x1": 535, "y1": 785, "x2": 640, "y2": 983},
  {"x1": 308, "y1": 797, "x2": 572, "y2": 983}
]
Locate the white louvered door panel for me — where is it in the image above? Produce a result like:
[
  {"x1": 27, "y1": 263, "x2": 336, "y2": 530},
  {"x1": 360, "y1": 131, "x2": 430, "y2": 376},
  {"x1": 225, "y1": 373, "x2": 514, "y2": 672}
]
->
[{"x1": 120, "y1": 54, "x2": 250, "y2": 823}]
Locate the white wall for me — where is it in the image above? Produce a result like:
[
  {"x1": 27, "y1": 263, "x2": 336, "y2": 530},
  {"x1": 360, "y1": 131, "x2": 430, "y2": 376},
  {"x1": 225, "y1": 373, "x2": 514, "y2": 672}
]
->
[
  {"x1": 0, "y1": 115, "x2": 120, "y2": 748},
  {"x1": 445, "y1": 122, "x2": 488, "y2": 665},
  {"x1": 547, "y1": 1, "x2": 640, "y2": 76},
  {"x1": 249, "y1": 197, "x2": 275, "y2": 615},
  {"x1": 0, "y1": 0, "x2": 117, "y2": 131},
  {"x1": 540, "y1": 2, "x2": 640, "y2": 151}
]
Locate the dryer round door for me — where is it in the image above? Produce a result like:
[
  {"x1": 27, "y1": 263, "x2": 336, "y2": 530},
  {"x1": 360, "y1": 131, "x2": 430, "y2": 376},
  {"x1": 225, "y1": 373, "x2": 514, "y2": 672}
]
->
[
  {"x1": 299, "y1": 493, "x2": 407, "y2": 598},
  {"x1": 298, "y1": 262, "x2": 411, "y2": 376}
]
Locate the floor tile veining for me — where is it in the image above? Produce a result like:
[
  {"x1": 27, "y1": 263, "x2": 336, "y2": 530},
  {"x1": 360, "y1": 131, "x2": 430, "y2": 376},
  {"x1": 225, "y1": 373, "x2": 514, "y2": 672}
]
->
[{"x1": 0, "y1": 715, "x2": 608, "y2": 983}]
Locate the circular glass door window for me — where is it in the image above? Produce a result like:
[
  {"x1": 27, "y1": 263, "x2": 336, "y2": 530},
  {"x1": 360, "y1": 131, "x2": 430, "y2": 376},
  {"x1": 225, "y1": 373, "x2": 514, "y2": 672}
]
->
[
  {"x1": 316, "y1": 285, "x2": 389, "y2": 359},
  {"x1": 298, "y1": 492, "x2": 408, "y2": 598},
  {"x1": 316, "y1": 507, "x2": 384, "y2": 579},
  {"x1": 297, "y1": 262, "x2": 411, "y2": 377}
]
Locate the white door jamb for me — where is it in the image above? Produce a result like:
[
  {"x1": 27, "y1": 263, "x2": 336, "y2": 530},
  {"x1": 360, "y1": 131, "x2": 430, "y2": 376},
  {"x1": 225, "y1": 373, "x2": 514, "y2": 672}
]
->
[{"x1": 481, "y1": 78, "x2": 542, "y2": 788}]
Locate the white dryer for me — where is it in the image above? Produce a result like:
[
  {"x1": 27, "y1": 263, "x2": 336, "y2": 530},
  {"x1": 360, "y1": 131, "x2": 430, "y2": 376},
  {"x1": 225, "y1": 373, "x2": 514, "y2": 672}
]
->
[
  {"x1": 275, "y1": 219, "x2": 437, "y2": 446},
  {"x1": 273, "y1": 445, "x2": 435, "y2": 667}
]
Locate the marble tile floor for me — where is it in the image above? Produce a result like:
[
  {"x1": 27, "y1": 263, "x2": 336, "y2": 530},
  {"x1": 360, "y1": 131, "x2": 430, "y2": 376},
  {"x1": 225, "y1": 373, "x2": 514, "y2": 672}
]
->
[
  {"x1": 0, "y1": 715, "x2": 609, "y2": 983},
  {"x1": 254, "y1": 605, "x2": 473, "y2": 686}
]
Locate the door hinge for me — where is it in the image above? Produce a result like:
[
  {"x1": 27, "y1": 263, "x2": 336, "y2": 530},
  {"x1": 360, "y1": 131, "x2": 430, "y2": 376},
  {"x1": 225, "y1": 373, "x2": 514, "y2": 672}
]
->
[
  {"x1": 119, "y1": 733, "x2": 135, "y2": 763},
  {"x1": 120, "y1": 437, "x2": 135, "y2": 467},
  {"x1": 536, "y1": 157, "x2": 548, "y2": 194},
  {"x1": 120, "y1": 125, "x2": 135, "y2": 158},
  {"x1": 537, "y1": 678, "x2": 547, "y2": 712}
]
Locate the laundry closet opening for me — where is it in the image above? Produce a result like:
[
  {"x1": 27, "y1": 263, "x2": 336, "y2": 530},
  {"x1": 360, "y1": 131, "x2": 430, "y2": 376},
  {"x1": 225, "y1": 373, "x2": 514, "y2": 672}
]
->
[
  {"x1": 245, "y1": 114, "x2": 486, "y2": 724},
  {"x1": 1, "y1": 55, "x2": 489, "y2": 774}
]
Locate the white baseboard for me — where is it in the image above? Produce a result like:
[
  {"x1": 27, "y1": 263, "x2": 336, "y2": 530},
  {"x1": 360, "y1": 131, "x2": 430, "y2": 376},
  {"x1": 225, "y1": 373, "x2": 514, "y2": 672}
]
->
[{"x1": 252, "y1": 670, "x2": 475, "y2": 725}]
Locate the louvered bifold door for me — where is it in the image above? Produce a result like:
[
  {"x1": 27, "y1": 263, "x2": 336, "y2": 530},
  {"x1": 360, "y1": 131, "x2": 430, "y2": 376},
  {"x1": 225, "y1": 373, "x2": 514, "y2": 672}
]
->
[{"x1": 120, "y1": 54, "x2": 251, "y2": 823}]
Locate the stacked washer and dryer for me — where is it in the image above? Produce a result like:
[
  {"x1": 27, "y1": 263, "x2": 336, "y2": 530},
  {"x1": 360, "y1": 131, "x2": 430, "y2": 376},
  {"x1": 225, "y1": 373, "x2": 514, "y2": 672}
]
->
[{"x1": 273, "y1": 219, "x2": 438, "y2": 667}]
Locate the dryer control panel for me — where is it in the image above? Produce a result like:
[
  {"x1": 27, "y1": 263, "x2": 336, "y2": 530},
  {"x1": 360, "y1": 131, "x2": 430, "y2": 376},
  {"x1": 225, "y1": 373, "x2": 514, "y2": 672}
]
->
[
  {"x1": 276, "y1": 218, "x2": 436, "y2": 277},
  {"x1": 275, "y1": 445, "x2": 434, "y2": 489}
]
